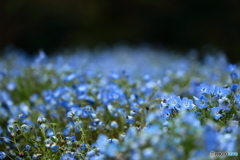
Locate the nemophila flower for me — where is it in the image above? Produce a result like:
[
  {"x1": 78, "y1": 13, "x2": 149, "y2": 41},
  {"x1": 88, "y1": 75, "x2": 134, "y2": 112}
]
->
[
  {"x1": 96, "y1": 134, "x2": 108, "y2": 151},
  {"x1": 198, "y1": 84, "x2": 210, "y2": 94},
  {"x1": 36, "y1": 136, "x2": 41, "y2": 142},
  {"x1": 230, "y1": 72, "x2": 238, "y2": 79},
  {"x1": 183, "y1": 112, "x2": 200, "y2": 128},
  {"x1": 29, "y1": 93, "x2": 38, "y2": 103},
  {"x1": 40, "y1": 124, "x2": 47, "y2": 131},
  {"x1": 203, "y1": 123, "x2": 218, "y2": 152},
  {"x1": 62, "y1": 127, "x2": 70, "y2": 135},
  {"x1": 195, "y1": 95, "x2": 209, "y2": 109},
  {"x1": 167, "y1": 95, "x2": 181, "y2": 109},
  {"x1": 105, "y1": 143, "x2": 119, "y2": 157},
  {"x1": 60, "y1": 154, "x2": 75, "y2": 160},
  {"x1": 180, "y1": 97, "x2": 193, "y2": 110},
  {"x1": 218, "y1": 96, "x2": 231, "y2": 107},
  {"x1": 24, "y1": 145, "x2": 31, "y2": 151},
  {"x1": 73, "y1": 121, "x2": 83, "y2": 133},
  {"x1": 50, "y1": 144, "x2": 59, "y2": 152},
  {"x1": 110, "y1": 71, "x2": 120, "y2": 80},
  {"x1": 86, "y1": 150, "x2": 96, "y2": 158},
  {"x1": 163, "y1": 108, "x2": 172, "y2": 119},
  {"x1": 110, "y1": 121, "x2": 118, "y2": 128},
  {"x1": 67, "y1": 109, "x2": 76, "y2": 118},
  {"x1": 126, "y1": 115, "x2": 135, "y2": 124},
  {"x1": 143, "y1": 148, "x2": 154, "y2": 159},
  {"x1": 78, "y1": 143, "x2": 87, "y2": 151},
  {"x1": 6, "y1": 82, "x2": 16, "y2": 91},
  {"x1": 231, "y1": 84, "x2": 239, "y2": 92},
  {"x1": 76, "y1": 84, "x2": 88, "y2": 94},
  {"x1": 65, "y1": 136, "x2": 77, "y2": 142},
  {"x1": 214, "y1": 87, "x2": 230, "y2": 97},
  {"x1": 63, "y1": 73, "x2": 78, "y2": 82},
  {"x1": 130, "y1": 102, "x2": 140, "y2": 112},
  {"x1": 138, "y1": 98, "x2": 146, "y2": 105},
  {"x1": 81, "y1": 106, "x2": 94, "y2": 117},
  {"x1": 211, "y1": 106, "x2": 230, "y2": 120},
  {"x1": 18, "y1": 114, "x2": 26, "y2": 122},
  {"x1": 0, "y1": 152, "x2": 6, "y2": 160},
  {"x1": 227, "y1": 64, "x2": 236, "y2": 72},
  {"x1": 109, "y1": 138, "x2": 119, "y2": 144},
  {"x1": 32, "y1": 154, "x2": 42, "y2": 159},
  {"x1": 46, "y1": 129, "x2": 54, "y2": 137},
  {"x1": 37, "y1": 116, "x2": 46, "y2": 124}
]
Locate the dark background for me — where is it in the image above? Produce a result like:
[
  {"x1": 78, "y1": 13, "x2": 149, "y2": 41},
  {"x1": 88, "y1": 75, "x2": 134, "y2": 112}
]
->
[{"x1": 1, "y1": 0, "x2": 240, "y2": 62}]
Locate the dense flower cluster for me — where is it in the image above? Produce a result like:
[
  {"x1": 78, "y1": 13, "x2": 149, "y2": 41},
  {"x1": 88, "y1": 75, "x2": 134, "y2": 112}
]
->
[{"x1": 0, "y1": 46, "x2": 239, "y2": 159}]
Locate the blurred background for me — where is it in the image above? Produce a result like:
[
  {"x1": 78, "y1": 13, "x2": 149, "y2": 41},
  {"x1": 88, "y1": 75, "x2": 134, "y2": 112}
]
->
[{"x1": 1, "y1": 0, "x2": 240, "y2": 62}]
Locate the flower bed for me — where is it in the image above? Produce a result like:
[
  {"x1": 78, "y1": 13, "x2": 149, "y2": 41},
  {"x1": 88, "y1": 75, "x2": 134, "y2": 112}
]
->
[{"x1": 0, "y1": 47, "x2": 239, "y2": 160}]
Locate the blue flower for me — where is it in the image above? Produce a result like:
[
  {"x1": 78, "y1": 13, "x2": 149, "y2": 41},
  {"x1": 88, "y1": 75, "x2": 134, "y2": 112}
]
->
[
  {"x1": 0, "y1": 152, "x2": 6, "y2": 160},
  {"x1": 203, "y1": 123, "x2": 218, "y2": 152},
  {"x1": 231, "y1": 84, "x2": 239, "y2": 92},
  {"x1": 195, "y1": 95, "x2": 209, "y2": 109},
  {"x1": 36, "y1": 136, "x2": 41, "y2": 142},
  {"x1": 167, "y1": 96, "x2": 181, "y2": 109},
  {"x1": 18, "y1": 114, "x2": 27, "y2": 122},
  {"x1": 126, "y1": 115, "x2": 135, "y2": 124},
  {"x1": 230, "y1": 72, "x2": 238, "y2": 79},
  {"x1": 65, "y1": 136, "x2": 76, "y2": 142},
  {"x1": 211, "y1": 106, "x2": 230, "y2": 120},
  {"x1": 50, "y1": 144, "x2": 59, "y2": 152},
  {"x1": 214, "y1": 87, "x2": 230, "y2": 97},
  {"x1": 46, "y1": 129, "x2": 54, "y2": 137},
  {"x1": 79, "y1": 143, "x2": 87, "y2": 151},
  {"x1": 60, "y1": 154, "x2": 74, "y2": 160},
  {"x1": 227, "y1": 64, "x2": 236, "y2": 72},
  {"x1": 96, "y1": 134, "x2": 109, "y2": 151},
  {"x1": 143, "y1": 148, "x2": 154, "y2": 159},
  {"x1": 81, "y1": 106, "x2": 94, "y2": 117},
  {"x1": 110, "y1": 121, "x2": 119, "y2": 128},
  {"x1": 63, "y1": 73, "x2": 78, "y2": 82},
  {"x1": 6, "y1": 82, "x2": 16, "y2": 91},
  {"x1": 180, "y1": 97, "x2": 193, "y2": 110},
  {"x1": 37, "y1": 116, "x2": 46, "y2": 124},
  {"x1": 24, "y1": 145, "x2": 31, "y2": 151},
  {"x1": 163, "y1": 108, "x2": 172, "y2": 119},
  {"x1": 198, "y1": 84, "x2": 210, "y2": 94}
]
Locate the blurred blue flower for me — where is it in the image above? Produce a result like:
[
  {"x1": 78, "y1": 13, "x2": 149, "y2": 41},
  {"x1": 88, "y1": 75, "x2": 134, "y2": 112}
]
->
[
  {"x1": 203, "y1": 123, "x2": 218, "y2": 152},
  {"x1": 230, "y1": 72, "x2": 238, "y2": 79},
  {"x1": 0, "y1": 152, "x2": 6, "y2": 160},
  {"x1": 50, "y1": 144, "x2": 59, "y2": 152},
  {"x1": 231, "y1": 84, "x2": 239, "y2": 92},
  {"x1": 46, "y1": 129, "x2": 54, "y2": 137},
  {"x1": 126, "y1": 115, "x2": 135, "y2": 124},
  {"x1": 110, "y1": 121, "x2": 119, "y2": 128},
  {"x1": 24, "y1": 145, "x2": 31, "y2": 151},
  {"x1": 60, "y1": 154, "x2": 74, "y2": 160}
]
